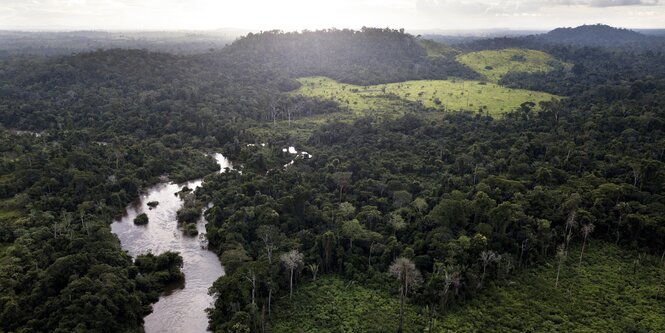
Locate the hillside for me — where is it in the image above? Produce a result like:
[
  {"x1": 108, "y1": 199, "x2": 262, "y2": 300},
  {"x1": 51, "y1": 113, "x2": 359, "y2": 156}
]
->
[
  {"x1": 218, "y1": 28, "x2": 480, "y2": 85},
  {"x1": 456, "y1": 48, "x2": 570, "y2": 83},
  {"x1": 543, "y1": 24, "x2": 651, "y2": 46}
]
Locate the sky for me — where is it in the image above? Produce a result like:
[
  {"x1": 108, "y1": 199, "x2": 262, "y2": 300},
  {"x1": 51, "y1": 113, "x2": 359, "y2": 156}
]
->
[{"x1": 0, "y1": 0, "x2": 664, "y2": 31}]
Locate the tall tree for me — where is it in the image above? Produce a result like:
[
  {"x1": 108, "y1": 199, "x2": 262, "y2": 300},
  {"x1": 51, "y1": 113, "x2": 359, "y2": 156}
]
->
[
  {"x1": 555, "y1": 244, "x2": 567, "y2": 288},
  {"x1": 389, "y1": 257, "x2": 423, "y2": 333},
  {"x1": 280, "y1": 250, "x2": 304, "y2": 299},
  {"x1": 578, "y1": 223, "x2": 595, "y2": 268},
  {"x1": 256, "y1": 225, "x2": 282, "y2": 265},
  {"x1": 479, "y1": 250, "x2": 499, "y2": 287}
]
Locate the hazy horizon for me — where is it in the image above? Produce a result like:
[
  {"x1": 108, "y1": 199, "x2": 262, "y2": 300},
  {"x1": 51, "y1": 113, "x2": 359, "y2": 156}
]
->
[{"x1": 1, "y1": 0, "x2": 664, "y2": 32}]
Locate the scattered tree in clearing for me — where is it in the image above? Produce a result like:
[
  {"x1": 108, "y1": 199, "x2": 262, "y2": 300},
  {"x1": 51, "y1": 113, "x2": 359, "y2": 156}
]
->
[
  {"x1": 280, "y1": 250, "x2": 304, "y2": 299},
  {"x1": 565, "y1": 210, "x2": 578, "y2": 250},
  {"x1": 579, "y1": 223, "x2": 595, "y2": 268},
  {"x1": 389, "y1": 257, "x2": 423, "y2": 333},
  {"x1": 555, "y1": 244, "x2": 567, "y2": 288}
]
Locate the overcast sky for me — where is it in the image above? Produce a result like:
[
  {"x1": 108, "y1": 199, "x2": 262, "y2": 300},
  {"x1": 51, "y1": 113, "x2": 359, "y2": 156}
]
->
[{"x1": 1, "y1": 0, "x2": 664, "y2": 31}]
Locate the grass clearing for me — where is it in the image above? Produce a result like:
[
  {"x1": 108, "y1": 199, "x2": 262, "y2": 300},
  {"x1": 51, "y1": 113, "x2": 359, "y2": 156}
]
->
[
  {"x1": 271, "y1": 275, "x2": 426, "y2": 333},
  {"x1": 271, "y1": 242, "x2": 665, "y2": 333},
  {"x1": 438, "y1": 241, "x2": 665, "y2": 333},
  {"x1": 294, "y1": 76, "x2": 559, "y2": 116},
  {"x1": 457, "y1": 48, "x2": 571, "y2": 83}
]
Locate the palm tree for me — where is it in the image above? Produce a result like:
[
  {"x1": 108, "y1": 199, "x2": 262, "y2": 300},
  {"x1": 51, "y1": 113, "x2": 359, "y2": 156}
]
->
[{"x1": 307, "y1": 263, "x2": 319, "y2": 280}]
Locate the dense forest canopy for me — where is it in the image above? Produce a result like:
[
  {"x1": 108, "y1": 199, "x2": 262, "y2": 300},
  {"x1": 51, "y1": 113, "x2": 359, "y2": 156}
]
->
[
  {"x1": 219, "y1": 28, "x2": 480, "y2": 85},
  {"x1": 1, "y1": 26, "x2": 664, "y2": 332}
]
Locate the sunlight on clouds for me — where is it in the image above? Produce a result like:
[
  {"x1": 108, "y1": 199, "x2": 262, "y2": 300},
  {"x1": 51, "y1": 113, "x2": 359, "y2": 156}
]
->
[{"x1": 0, "y1": 0, "x2": 663, "y2": 30}]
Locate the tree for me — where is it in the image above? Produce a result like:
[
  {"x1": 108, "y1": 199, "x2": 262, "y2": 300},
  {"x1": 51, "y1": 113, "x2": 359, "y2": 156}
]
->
[
  {"x1": 341, "y1": 219, "x2": 362, "y2": 249},
  {"x1": 256, "y1": 225, "x2": 282, "y2": 265},
  {"x1": 133, "y1": 213, "x2": 149, "y2": 225},
  {"x1": 331, "y1": 171, "x2": 352, "y2": 203},
  {"x1": 307, "y1": 263, "x2": 319, "y2": 280},
  {"x1": 244, "y1": 270, "x2": 257, "y2": 305},
  {"x1": 389, "y1": 257, "x2": 423, "y2": 333},
  {"x1": 280, "y1": 250, "x2": 304, "y2": 299},
  {"x1": 389, "y1": 212, "x2": 406, "y2": 236},
  {"x1": 479, "y1": 250, "x2": 499, "y2": 287},
  {"x1": 555, "y1": 244, "x2": 567, "y2": 288},
  {"x1": 578, "y1": 223, "x2": 595, "y2": 268},
  {"x1": 337, "y1": 202, "x2": 356, "y2": 221},
  {"x1": 564, "y1": 210, "x2": 578, "y2": 250},
  {"x1": 319, "y1": 231, "x2": 337, "y2": 272},
  {"x1": 412, "y1": 197, "x2": 429, "y2": 215},
  {"x1": 392, "y1": 190, "x2": 412, "y2": 208}
]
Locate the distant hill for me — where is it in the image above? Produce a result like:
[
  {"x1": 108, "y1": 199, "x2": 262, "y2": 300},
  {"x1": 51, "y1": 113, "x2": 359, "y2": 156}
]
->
[
  {"x1": 217, "y1": 28, "x2": 480, "y2": 85},
  {"x1": 542, "y1": 24, "x2": 651, "y2": 47},
  {"x1": 0, "y1": 30, "x2": 238, "y2": 57},
  {"x1": 431, "y1": 24, "x2": 665, "y2": 52}
]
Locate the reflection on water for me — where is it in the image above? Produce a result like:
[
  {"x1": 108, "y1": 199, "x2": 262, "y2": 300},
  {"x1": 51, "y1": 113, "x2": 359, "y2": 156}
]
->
[{"x1": 111, "y1": 153, "x2": 231, "y2": 333}]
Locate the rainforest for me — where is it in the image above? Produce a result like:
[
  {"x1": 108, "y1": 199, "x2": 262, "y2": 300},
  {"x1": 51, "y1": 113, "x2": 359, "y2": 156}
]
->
[{"x1": 1, "y1": 24, "x2": 665, "y2": 333}]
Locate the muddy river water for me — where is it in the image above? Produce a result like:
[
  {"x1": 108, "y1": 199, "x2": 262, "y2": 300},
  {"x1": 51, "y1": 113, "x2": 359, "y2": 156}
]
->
[{"x1": 111, "y1": 153, "x2": 231, "y2": 333}]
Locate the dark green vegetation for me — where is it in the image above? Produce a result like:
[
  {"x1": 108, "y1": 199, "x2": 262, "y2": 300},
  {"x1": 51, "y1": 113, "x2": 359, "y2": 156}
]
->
[
  {"x1": 1, "y1": 26, "x2": 665, "y2": 332},
  {"x1": 223, "y1": 28, "x2": 480, "y2": 85},
  {"x1": 273, "y1": 242, "x2": 665, "y2": 332},
  {"x1": 0, "y1": 130, "x2": 212, "y2": 332},
  {"x1": 134, "y1": 213, "x2": 149, "y2": 225},
  {"x1": 438, "y1": 241, "x2": 665, "y2": 332},
  {"x1": 200, "y1": 77, "x2": 665, "y2": 331}
]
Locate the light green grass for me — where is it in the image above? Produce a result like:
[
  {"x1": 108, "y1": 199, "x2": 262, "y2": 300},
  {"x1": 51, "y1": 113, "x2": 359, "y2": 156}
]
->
[
  {"x1": 457, "y1": 48, "x2": 571, "y2": 83},
  {"x1": 294, "y1": 76, "x2": 559, "y2": 116}
]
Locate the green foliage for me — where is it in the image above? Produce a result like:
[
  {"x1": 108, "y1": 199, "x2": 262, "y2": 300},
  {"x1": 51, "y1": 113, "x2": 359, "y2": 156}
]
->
[
  {"x1": 438, "y1": 242, "x2": 665, "y2": 332},
  {"x1": 1, "y1": 28, "x2": 665, "y2": 333},
  {"x1": 271, "y1": 276, "x2": 426, "y2": 333},
  {"x1": 133, "y1": 213, "x2": 149, "y2": 225},
  {"x1": 134, "y1": 251, "x2": 185, "y2": 292},
  {"x1": 203, "y1": 76, "x2": 665, "y2": 332},
  {"x1": 223, "y1": 28, "x2": 479, "y2": 86}
]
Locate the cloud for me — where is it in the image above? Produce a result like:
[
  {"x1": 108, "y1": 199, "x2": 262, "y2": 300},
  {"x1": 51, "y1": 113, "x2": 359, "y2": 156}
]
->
[
  {"x1": 548, "y1": 0, "x2": 660, "y2": 6},
  {"x1": 2, "y1": 0, "x2": 665, "y2": 30},
  {"x1": 588, "y1": 0, "x2": 660, "y2": 7}
]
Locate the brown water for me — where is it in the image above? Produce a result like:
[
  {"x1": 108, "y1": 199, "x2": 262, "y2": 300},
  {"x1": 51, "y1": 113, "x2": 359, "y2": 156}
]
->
[{"x1": 111, "y1": 153, "x2": 231, "y2": 333}]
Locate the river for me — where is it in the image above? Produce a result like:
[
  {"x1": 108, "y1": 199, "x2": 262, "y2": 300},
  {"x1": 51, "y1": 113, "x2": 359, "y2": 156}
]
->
[{"x1": 111, "y1": 153, "x2": 232, "y2": 333}]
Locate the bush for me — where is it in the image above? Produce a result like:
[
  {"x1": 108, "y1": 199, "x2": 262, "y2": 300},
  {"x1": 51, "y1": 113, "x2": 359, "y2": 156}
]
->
[{"x1": 133, "y1": 213, "x2": 149, "y2": 225}]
